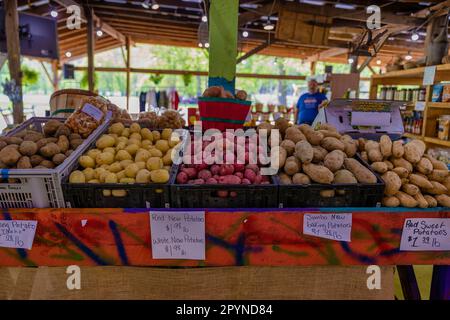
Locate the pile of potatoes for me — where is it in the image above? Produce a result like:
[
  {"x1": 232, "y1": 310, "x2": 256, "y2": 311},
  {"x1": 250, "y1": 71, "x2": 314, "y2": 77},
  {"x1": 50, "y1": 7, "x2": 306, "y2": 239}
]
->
[
  {"x1": 359, "y1": 135, "x2": 450, "y2": 208},
  {"x1": 267, "y1": 120, "x2": 377, "y2": 198},
  {"x1": 69, "y1": 122, "x2": 181, "y2": 196},
  {"x1": 0, "y1": 119, "x2": 84, "y2": 170}
]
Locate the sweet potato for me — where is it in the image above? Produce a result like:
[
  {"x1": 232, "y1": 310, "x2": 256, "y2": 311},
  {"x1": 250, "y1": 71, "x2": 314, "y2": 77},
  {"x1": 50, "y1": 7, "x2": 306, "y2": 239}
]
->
[
  {"x1": 409, "y1": 174, "x2": 433, "y2": 189},
  {"x1": 344, "y1": 158, "x2": 377, "y2": 184},
  {"x1": 414, "y1": 192, "x2": 429, "y2": 208},
  {"x1": 320, "y1": 190, "x2": 335, "y2": 198},
  {"x1": 312, "y1": 146, "x2": 328, "y2": 163},
  {"x1": 321, "y1": 137, "x2": 345, "y2": 151},
  {"x1": 284, "y1": 157, "x2": 300, "y2": 175},
  {"x1": 392, "y1": 167, "x2": 409, "y2": 179},
  {"x1": 427, "y1": 169, "x2": 449, "y2": 183},
  {"x1": 395, "y1": 191, "x2": 418, "y2": 208},
  {"x1": 278, "y1": 147, "x2": 287, "y2": 169},
  {"x1": 319, "y1": 130, "x2": 341, "y2": 139},
  {"x1": 333, "y1": 169, "x2": 357, "y2": 184},
  {"x1": 382, "y1": 196, "x2": 400, "y2": 207},
  {"x1": 402, "y1": 183, "x2": 420, "y2": 196},
  {"x1": 324, "y1": 150, "x2": 345, "y2": 172},
  {"x1": 443, "y1": 176, "x2": 450, "y2": 191},
  {"x1": 379, "y1": 135, "x2": 393, "y2": 158},
  {"x1": 358, "y1": 138, "x2": 366, "y2": 152},
  {"x1": 392, "y1": 140, "x2": 404, "y2": 158},
  {"x1": 318, "y1": 123, "x2": 337, "y2": 132},
  {"x1": 381, "y1": 171, "x2": 402, "y2": 196},
  {"x1": 292, "y1": 173, "x2": 311, "y2": 185},
  {"x1": 415, "y1": 157, "x2": 433, "y2": 175},
  {"x1": 390, "y1": 157, "x2": 413, "y2": 173},
  {"x1": 424, "y1": 195, "x2": 438, "y2": 208},
  {"x1": 303, "y1": 163, "x2": 334, "y2": 184},
  {"x1": 360, "y1": 151, "x2": 368, "y2": 163},
  {"x1": 424, "y1": 181, "x2": 448, "y2": 195},
  {"x1": 404, "y1": 140, "x2": 425, "y2": 164},
  {"x1": 341, "y1": 138, "x2": 357, "y2": 158},
  {"x1": 424, "y1": 154, "x2": 448, "y2": 170},
  {"x1": 435, "y1": 194, "x2": 450, "y2": 207},
  {"x1": 278, "y1": 172, "x2": 292, "y2": 185},
  {"x1": 295, "y1": 140, "x2": 314, "y2": 164},
  {"x1": 371, "y1": 162, "x2": 388, "y2": 174},
  {"x1": 368, "y1": 148, "x2": 383, "y2": 163}
]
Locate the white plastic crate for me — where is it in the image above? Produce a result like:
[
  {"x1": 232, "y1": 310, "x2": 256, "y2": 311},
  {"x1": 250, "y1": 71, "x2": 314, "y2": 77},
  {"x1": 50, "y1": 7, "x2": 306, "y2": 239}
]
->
[{"x1": 0, "y1": 114, "x2": 111, "y2": 208}]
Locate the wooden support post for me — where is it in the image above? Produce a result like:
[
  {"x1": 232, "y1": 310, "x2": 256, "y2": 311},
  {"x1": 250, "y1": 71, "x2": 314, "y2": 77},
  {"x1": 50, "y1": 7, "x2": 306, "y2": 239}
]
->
[
  {"x1": 52, "y1": 60, "x2": 59, "y2": 91},
  {"x1": 310, "y1": 61, "x2": 316, "y2": 76},
  {"x1": 126, "y1": 37, "x2": 131, "y2": 111},
  {"x1": 5, "y1": 0, "x2": 24, "y2": 124},
  {"x1": 425, "y1": 12, "x2": 449, "y2": 66},
  {"x1": 85, "y1": 6, "x2": 95, "y2": 92},
  {"x1": 350, "y1": 55, "x2": 358, "y2": 73},
  {"x1": 208, "y1": 0, "x2": 239, "y2": 93}
]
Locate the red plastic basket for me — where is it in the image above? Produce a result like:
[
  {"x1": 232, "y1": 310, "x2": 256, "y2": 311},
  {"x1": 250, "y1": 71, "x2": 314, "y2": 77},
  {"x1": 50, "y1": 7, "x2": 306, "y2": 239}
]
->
[{"x1": 198, "y1": 97, "x2": 252, "y2": 131}]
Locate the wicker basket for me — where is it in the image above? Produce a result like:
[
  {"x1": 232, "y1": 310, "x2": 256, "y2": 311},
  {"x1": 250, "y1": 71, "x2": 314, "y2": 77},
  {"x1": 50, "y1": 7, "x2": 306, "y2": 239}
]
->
[{"x1": 49, "y1": 89, "x2": 97, "y2": 118}]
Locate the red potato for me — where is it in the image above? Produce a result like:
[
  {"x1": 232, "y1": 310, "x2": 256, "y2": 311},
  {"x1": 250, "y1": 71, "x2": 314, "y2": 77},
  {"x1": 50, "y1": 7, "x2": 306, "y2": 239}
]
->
[
  {"x1": 261, "y1": 175, "x2": 270, "y2": 183},
  {"x1": 198, "y1": 169, "x2": 212, "y2": 181},
  {"x1": 241, "y1": 178, "x2": 251, "y2": 184},
  {"x1": 235, "y1": 172, "x2": 244, "y2": 179},
  {"x1": 182, "y1": 167, "x2": 197, "y2": 179},
  {"x1": 206, "y1": 177, "x2": 218, "y2": 184},
  {"x1": 219, "y1": 175, "x2": 241, "y2": 184},
  {"x1": 244, "y1": 168, "x2": 257, "y2": 183},
  {"x1": 213, "y1": 174, "x2": 220, "y2": 180},
  {"x1": 210, "y1": 164, "x2": 220, "y2": 175},
  {"x1": 245, "y1": 164, "x2": 259, "y2": 173},
  {"x1": 217, "y1": 190, "x2": 229, "y2": 198},
  {"x1": 230, "y1": 191, "x2": 238, "y2": 198},
  {"x1": 234, "y1": 164, "x2": 245, "y2": 172},
  {"x1": 194, "y1": 163, "x2": 208, "y2": 171},
  {"x1": 254, "y1": 174, "x2": 262, "y2": 184},
  {"x1": 176, "y1": 172, "x2": 189, "y2": 184},
  {"x1": 193, "y1": 178, "x2": 205, "y2": 184},
  {"x1": 219, "y1": 164, "x2": 235, "y2": 176}
]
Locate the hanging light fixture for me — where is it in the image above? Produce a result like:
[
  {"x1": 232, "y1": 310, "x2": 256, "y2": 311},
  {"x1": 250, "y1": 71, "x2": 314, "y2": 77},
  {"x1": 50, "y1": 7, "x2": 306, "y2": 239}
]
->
[
  {"x1": 405, "y1": 53, "x2": 413, "y2": 61},
  {"x1": 376, "y1": 59, "x2": 382, "y2": 65},
  {"x1": 242, "y1": 30, "x2": 249, "y2": 38},
  {"x1": 65, "y1": 51, "x2": 72, "y2": 58},
  {"x1": 263, "y1": 21, "x2": 275, "y2": 31},
  {"x1": 96, "y1": 28, "x2": 103, "y2": 37},
  {"x1": 201, "y1": 15, "x2": 207, "y2": 22},
  {"x1": 411, "y1": 32, "x2": 419, "y2": 41},
  {"x1": 151, "y1": 0, "x2": 159, "y2": 10},
  {"x1": 142, "y1": 0, "x2": 150, "y2": 9},
  {"x1": 204, "y1": 42, "x2": 210, "y2": 48},
  {"x1": 348, "y1": 57, "x2": 354, "y2": 64},
  {"x1": 50, "y1": 8, "x2": 58, "y2": 18},
  {"x1": 198, "y1": 43, "x2": 203, "y2": 48}
]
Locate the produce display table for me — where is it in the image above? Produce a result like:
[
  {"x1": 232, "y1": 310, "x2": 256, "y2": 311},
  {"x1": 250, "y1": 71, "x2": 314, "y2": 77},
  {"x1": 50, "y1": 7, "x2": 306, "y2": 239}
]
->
[{"x1": 1, "y1": 207, "x2": 448, "y2": 299}]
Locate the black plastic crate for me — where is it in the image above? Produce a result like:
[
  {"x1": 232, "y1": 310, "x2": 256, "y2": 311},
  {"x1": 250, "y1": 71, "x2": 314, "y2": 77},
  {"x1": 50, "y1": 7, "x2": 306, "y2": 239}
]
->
[
  {"x1": 277, "y1": 154, "x2": 385, "y2": 208},
  {"x1": 170, "y1": 165, "x2": 278, "y2": 208}
]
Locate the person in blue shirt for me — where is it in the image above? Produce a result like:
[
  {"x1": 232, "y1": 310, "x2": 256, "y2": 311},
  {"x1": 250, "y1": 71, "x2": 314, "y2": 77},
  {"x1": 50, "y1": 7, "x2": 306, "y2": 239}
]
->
[{"x1": 295, "y1": 79, "x2": 328, "y2": 125}]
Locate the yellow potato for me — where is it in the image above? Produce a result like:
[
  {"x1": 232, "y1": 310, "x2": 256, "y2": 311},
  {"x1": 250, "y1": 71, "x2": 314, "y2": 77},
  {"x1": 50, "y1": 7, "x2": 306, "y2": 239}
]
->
[
  {"x1": 119, "y1": 177, "x2": 135, "y2": 184},
  {"x1": 162, "y1": 150, "x2": 173, "y2": 166},
  {"x1": 130, "y1": 132, "x2": 142, "y2": 141},
  {"x1": 79, "y1": 155, "x2": 95, "y2": 168},
  {"x1": 130, "y1": 123, "x2": 141, "y2": 133},
  {"x1": 94, "y1": 168, "x2": 107, "y2": 179},
  {"x1": 112, "y1": 190, "x2": 127, "y2": 197},
  {"x1": 99, "y1": 171, "x2": 109, "y2": 183},
  {"x1": 135, "y1": 149, "x2": 151, "y2": 162},
  {"x1": 103, "y1": 147, "x2": 116, "y2": 155},
  {"x1": 109, "y1": 122, "x2": 125, "y2": 135},
  {"x1": 147, "y1": 157, "x2": 163, "y2": 171},
  {"x1": 150, "y1": 169, "x2": 170, "y2": 183},
  {"x1": 163, "y1": 165, "x2": 171, "y2": 171},
  {"x1": 83, "y1": 167, "x2": 96, "y2": 181},
  {"x1": 115, "y1": 141, "x2": 127, "y2": 151},
  {"x1": 149, "y1": 148, "x2": 163, "y2": 158},
  {"x1": 109, "y1": 162, "x2": 123, "y2": 173},
  {"x1": 88, "y1": 179, "x2": 100, "y2": 183},
  {"x1": 87, "y1": 149, "x2": 102, "y2": 160},
  {"x1": 152, "y1": 130, "x2": 161, "y2": 141},
  {"x1": 115, "y1": 149, "x2": 132, "y2": 161},
  {"x1": 125, "y1": 163, "x2": 139, "y2": 178},
  {"x1": 117, "y1": 136, "x2": 128, "y2": 144},
  {"x1": 96, "y1": 135, "x2": 115, "y2": 149},
  {"x1": 103, "y1": 190, "x2": 112, "y2": 197},
  {"x1": 155, "y1": 140, "x2": 169, "y2": 154},
  {"x1": 141, "y1": 140, "x2": 153, "y2": 149},
  {"x1": 169, "y1": 135, "x2": 180, "y2": 148},
  {"x1": 141, "y1": 128, "x2": 153, "y2": 141},
  {"x1": 127, "y1": 139, "x2": 141, "y2": 147},
  {"x1": 136, "y1": 169, "x2": 152, "y2": 183},
  {"x1": 69, "y1": 170, "x2": 85, "y2": 183},
  {"x1": 125, "y1": 144, "x2": 140, "y2": 156},
  {"x1": 116, "y1": 170, "x2": 126, "y2": 180},
  {"x1": 119, "y1": 159, "x2": 134, "y2": 168},
  {"x1": 136, "y1": 161, "x2": 146, "y2": 170},
  {"x1": 121, "y1": 128, "x2": 130, "y2": 137},
  {"x1": 96, "y1": 152, "x2": 115, "y2": 165},
  {"x1": 100, "y1": 164, "x2": 110, "y2": 170},
  {"x1": 104, "y1": 172, "x2": 118, "y2": 183},
  {"x1": 161, "y1": 128, "x2": 173, "y2": 140}
]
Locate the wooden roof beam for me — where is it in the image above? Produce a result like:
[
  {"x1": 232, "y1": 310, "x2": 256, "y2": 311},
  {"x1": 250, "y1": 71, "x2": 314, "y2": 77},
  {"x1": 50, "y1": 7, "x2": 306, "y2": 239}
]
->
[
  {"x1": 53, "y1": 0, "x2": 128, "y2": 44},
  {"x1": 305, "y1": 48, "x2": 348, "y2": 62}
]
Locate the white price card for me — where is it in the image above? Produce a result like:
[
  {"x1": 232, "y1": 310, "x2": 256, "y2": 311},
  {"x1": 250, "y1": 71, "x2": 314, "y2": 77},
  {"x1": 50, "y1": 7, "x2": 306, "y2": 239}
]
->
[
  {"x1": 400, "y1": 218, "x2": 450, "y2": 251},
  {"x1": 423, "y1": 66, "x2": 436, "y2": 86},
  {"x1": 150, "y1": 211, "x2": 205, "y2": 260},
  {"x1": 81, "y1": 103, "x2": 104, "y2": 122},
  {"x1": 303, "y1": 213, "x2": 352, "y2": 242},
  {"x1": 414, "y1": 101, "x2": 426, "y2": 111},
  {"x1": 0, "y1": 220, "x2": 38, "y2": 250}
]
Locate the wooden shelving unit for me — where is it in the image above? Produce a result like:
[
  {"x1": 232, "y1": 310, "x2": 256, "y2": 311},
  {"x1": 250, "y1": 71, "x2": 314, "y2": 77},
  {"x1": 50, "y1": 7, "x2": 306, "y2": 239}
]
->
[{"x1": 369, "y1": 65, "x2": 450, "y2": 149}]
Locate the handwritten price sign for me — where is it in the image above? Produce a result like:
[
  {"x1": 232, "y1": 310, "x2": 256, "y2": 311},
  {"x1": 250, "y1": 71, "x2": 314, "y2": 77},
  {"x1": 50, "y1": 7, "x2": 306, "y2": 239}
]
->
[
  {"x1": 150, "y1": 211, "x2": 205, "y2": 260},
  {"x1": 0, "y1": 220, "x2": 38, "y2": 250},
  {"x1": 400, "y1": 218, "x2": 450, "y2": 251},
  {"x1": 303, "y1": 213, "x2": 352, "y2": 242}
]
